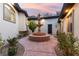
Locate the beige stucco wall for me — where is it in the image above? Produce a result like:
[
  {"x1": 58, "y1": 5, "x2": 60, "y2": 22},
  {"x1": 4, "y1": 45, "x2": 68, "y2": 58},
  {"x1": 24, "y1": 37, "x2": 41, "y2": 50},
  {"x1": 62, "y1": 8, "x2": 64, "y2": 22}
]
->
[
  {"x1": 61, "y1": 3, "x2": 79, "y2": 39},
  {"x1": 62, "y1": 18, "x2": 67, "y2": 33},
  {"x1": 18, "y1": 12, "x2": 28, "y2": 31},
  {"x1": 73, "y1": 4, "x2": 79, "y2": 39}
]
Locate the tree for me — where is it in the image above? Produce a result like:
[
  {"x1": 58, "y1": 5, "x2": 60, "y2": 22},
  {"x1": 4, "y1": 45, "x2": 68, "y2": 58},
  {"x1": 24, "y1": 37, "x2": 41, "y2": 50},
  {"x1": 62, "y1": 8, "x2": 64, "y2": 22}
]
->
[{"x1": 28, "y1": 20, "x2": 37, "y2": 32}]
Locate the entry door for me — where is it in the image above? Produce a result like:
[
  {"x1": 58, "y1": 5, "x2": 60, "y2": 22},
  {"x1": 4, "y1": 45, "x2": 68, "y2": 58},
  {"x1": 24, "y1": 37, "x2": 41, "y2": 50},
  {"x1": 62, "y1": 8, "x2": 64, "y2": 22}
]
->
[{"x1": 48, "y1": 24, "x2": 52, "y2": 34}]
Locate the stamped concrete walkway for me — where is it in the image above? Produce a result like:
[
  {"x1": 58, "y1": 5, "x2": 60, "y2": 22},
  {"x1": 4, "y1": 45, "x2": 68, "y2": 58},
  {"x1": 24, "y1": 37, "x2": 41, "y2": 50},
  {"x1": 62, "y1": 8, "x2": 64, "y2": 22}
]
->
[{"x1": 19, "y1": 35, "x2": 58, "y2": 56}]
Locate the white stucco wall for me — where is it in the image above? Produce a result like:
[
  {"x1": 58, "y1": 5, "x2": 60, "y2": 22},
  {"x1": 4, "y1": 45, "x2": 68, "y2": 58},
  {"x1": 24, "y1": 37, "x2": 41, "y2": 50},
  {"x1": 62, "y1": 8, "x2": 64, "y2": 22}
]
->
[
  {"x1": 73, "y1": 4, "x2": 79, "y2": 39},
  {"x1": 18, "y1": 13, "x2": 28, "y2": 31},
  {"x1": 35, "y1": 18, "x2": 58, "y2": 35},
  {"x1": 0, "y1": 3, "x2": 19, "y2": 40}
]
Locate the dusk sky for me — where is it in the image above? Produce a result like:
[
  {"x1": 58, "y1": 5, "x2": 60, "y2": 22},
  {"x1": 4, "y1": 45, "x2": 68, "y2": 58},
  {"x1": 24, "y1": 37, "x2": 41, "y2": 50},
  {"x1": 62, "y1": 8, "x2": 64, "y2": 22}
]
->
[{"x1": 19, "y1": 3, "x2": 63, "y2": 16}]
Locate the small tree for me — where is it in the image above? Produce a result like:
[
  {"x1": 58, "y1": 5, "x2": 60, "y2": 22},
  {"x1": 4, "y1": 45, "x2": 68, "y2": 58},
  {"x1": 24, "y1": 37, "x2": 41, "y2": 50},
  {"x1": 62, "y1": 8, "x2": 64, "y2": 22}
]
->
[{"x1": 28, "y1": 20, "x2": 37, "y2": 32}]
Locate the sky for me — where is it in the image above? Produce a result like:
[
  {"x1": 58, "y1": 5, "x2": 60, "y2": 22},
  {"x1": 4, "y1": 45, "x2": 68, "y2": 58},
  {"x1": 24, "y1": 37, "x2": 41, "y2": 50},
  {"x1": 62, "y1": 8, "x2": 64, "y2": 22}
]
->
[{"x1": 19, "y1": 3, "x2": 63, "y2": 16}]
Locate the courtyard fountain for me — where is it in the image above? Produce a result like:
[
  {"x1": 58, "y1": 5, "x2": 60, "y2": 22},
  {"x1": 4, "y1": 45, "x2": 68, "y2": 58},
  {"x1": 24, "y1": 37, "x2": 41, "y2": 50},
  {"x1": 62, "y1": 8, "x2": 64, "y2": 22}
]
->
[{"x1": 29, "y1": 14, "x2": 50, "y2": 42}]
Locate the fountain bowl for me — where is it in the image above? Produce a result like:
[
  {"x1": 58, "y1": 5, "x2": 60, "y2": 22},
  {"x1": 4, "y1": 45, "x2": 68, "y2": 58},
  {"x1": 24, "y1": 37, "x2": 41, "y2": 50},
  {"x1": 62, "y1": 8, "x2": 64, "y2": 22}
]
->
[
  {"x1": 33, "y1": 32, "x2": 46, "y2": 36},
  {"x1": 29, "y1": 32, "x2": 50, "y2": 42}
]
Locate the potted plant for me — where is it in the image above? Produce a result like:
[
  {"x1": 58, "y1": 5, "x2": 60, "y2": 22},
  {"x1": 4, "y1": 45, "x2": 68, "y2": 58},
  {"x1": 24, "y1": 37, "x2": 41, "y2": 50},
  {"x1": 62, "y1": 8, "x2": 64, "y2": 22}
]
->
[
  {"x1": 28, "y1": 20, "x2": 37, "y2": 32},
  {"x1": 7, "y1": 37, "x2": 18, "y2": 56}
]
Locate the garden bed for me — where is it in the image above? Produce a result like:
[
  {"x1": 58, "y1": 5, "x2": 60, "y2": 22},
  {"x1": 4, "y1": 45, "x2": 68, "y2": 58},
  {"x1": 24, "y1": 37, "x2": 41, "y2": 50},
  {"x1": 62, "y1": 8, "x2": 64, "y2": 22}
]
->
[{"x1": 0, "y1": 43, "x2": 25, "y2": 56}]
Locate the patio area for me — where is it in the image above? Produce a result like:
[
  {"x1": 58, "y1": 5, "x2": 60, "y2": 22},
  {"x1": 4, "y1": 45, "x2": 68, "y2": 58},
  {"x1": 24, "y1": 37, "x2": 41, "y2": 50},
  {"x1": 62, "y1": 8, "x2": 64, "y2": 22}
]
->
[
  {"x1": 0, "y1": 3, "x2": 79, "y2": 56},
  {"x1": 19, "y1": 35, "x2": 58, "y2": 56}
]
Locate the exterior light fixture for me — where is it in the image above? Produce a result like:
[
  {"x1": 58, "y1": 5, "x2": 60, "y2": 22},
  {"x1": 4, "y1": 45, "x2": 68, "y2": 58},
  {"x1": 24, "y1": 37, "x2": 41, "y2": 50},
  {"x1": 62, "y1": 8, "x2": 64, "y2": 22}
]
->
[
  {"x1": 41, "y1": 19, "x2": 45, "y2": 24},
  {"x1": 65, "y1": 9, "x2": 69, "y2": 13},
  {"x1": 66, "y1": 7, "x2": 74, "y2": 17}
]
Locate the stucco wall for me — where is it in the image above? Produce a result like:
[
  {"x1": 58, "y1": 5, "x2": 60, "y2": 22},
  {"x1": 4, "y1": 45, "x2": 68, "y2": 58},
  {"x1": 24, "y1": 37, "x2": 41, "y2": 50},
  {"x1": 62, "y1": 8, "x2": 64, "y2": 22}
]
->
[
  {"x1": 18, "y1": 13, "x2": 27, "y2": 31},
  {"x1": 62, "y1": 19, "x2": 65, "y2": 33},
  {"x1": 0, "y1": 3, "x2": 19, "y2": 40},
  {"x1": 73, "y1": 4, "x2": 79, "y2": 39},
  {"x1": 60, "y1": 3, "x2": 79, "y2": 39},
  {"x1": 35, "y1": 18, "x2": 58, "y2": 35}
]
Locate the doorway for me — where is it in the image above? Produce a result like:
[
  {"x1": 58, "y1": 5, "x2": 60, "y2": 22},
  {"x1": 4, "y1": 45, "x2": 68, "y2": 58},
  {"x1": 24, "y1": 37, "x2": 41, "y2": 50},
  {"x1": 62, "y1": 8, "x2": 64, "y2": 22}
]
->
[{"x1": 48, "y1": 24, "x2": 52, "y2": 34}]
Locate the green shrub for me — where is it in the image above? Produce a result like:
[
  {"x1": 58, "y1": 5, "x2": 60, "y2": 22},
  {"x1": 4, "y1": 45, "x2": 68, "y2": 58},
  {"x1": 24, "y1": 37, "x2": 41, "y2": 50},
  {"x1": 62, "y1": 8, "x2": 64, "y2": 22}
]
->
[
  {"x1": 7, "y1": 37, "x2": 18, "y2": 56},
  {"x1": 57, "y1": 32, "x2": 67, "y2": 49},
  {"x1": 8, "y1": 47, "x2": 17, "y2": 56},
  {"x1": 7, "y1": 37, "x2": 18, "y2": 46},
  {"x1": 0, "y1": 33, "x2": 4, "y2": 48},
  {"x1": 18, "y1": 31, "x2": 29, "y2": 38},
  {"x1": 66, "y1": 33, "x2": 76, "y2": 55},
  {"x1": 57, "y1": 32, "x2": 76, "y2": 56},
  {"x1": 73, "y1": 38, "x2": 79, "y2": 55},
  {"x1": 28, "y1": 20, "x2": 37, "y2": 32}
]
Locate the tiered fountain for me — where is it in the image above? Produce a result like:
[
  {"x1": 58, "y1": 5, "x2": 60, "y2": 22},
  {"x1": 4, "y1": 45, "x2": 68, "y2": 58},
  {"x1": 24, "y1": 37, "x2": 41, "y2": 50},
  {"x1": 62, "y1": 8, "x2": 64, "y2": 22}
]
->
[{"x1": 29, "y1": 14, "x2": 50, "y2": 42}]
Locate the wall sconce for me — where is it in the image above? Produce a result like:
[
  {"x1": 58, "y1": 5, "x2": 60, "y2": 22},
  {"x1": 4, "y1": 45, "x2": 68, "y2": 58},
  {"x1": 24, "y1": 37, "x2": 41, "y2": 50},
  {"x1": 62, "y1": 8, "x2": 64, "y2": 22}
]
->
[
  {"x1": 41, "y1": 19, "x2": 45, "y2": 24},
  {"x1": 65, "y1": 9, "x2": 69, "y2": 13}
]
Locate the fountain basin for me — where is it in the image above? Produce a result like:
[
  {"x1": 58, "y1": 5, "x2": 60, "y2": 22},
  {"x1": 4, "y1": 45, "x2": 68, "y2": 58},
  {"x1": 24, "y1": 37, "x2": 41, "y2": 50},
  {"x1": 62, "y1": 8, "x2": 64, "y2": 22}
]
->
[
  {"x1": 33, "y1": 32, "x2": 46, "y2": 36},
  {"x1": 29, "y1": 33, "x2": 50, "y2": 42}
]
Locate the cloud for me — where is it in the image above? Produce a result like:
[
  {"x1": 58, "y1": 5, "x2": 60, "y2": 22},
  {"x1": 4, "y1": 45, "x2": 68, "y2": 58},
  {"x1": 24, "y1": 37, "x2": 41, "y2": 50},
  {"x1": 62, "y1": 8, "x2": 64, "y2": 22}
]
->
[{"x1": 19, "y1": 3, "x2": 63, "y2": 16}]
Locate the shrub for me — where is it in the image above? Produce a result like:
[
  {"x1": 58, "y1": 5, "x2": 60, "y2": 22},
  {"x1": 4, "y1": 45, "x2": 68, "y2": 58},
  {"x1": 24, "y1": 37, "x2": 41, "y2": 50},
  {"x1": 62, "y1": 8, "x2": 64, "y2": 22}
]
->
[
  {"x1": 8, "y1": 47, "x2": 17, "y2": 56},
  {"x1": 7, "y1": 37, "x2": 18, "y2": 46},
  {"x1": 28, "y1": 20, "x2": 37, "y2": 32},
  {"x1": 57, "y1": 32, "x2": 76, "y2": 56},
  {"x1": 73, "y1": 38, "x2": 79, "y2": 55},
  {"x1": 18, "y1": 31, "x2": 29, "y2": 38},
  {"x1": 0, "y1": 33, "x2": 4, "y2": 48},
  {"x1": 7, "y1": 37, "x2": 18, "y2": 56}
]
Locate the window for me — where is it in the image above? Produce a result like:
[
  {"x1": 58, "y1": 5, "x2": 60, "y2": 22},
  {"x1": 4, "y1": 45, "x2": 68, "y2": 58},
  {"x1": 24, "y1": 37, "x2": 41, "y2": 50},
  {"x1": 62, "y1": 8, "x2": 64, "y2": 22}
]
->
[{"x1": 3, "y1": 3, "x2": 16, "y2": 23}]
